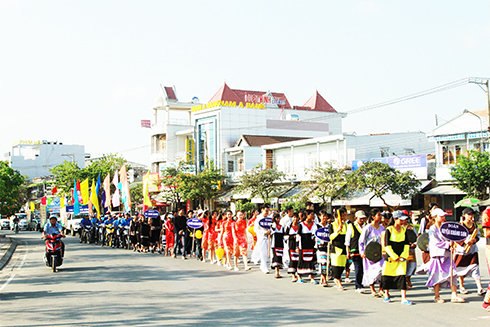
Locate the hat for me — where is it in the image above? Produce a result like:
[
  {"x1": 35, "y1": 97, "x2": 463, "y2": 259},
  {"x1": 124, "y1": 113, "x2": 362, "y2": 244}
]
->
[
  {"x1": 462, "y1": 207, "x2": 475, "y2": 215},
  {"x1": 49, "y1": 215, "x2": 58, "y2": 220},
  {"x1": 392, "y1": 210, "x2": 409, "y2": 220},
  {"x1": 431, "y1": 208, "x2": 448, "y2": 217},
  {"x1": 355, "y1": 210, "x2": 367, "y2": 219}
]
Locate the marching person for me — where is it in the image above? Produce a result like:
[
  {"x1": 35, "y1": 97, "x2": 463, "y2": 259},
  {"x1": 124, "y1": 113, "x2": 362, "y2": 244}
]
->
[
  {"x1": 285, "y1": 212, "x2": 301, "y2": 282},
  {"x1": 454, "y1": 207, "x2": 484, "y2": 295},
  {"x1": 359, "y1": 208, "x2": 385, "y2": 297},
  {"x1": 481, "y1": 206, "x2": 490, "y2": 311},
  {"x1": 173, "y1": 208, "x2": 187, "y2": 259},
  {"x1": 252, "y1": 205, "x2": 272, "y2": 274},
  {"x1": 380, "y1": 210, "x2": 413, "y2": 305},
  {"x1": 346, "y1": 210, "x2": 367, "y2": 293},
  {"x1": 330, "y1": 208, "x2": 348, "y2": 290},
  {"x1": 296, "y1": 210, "x2": 318, "y2": 284},
  {"x1": 316, "y1": 210, "x2": 331, "y2": 287},
  {"x1": 426, "y1": 208, "x2": 464, "y2": 303},
  {"x1": 270, "y1": 212, "x2": 284, "y2": 278},
  {"x1": 233, "y1": 210, "x2": 251, "y2": 271},
  {"x1": 222, "y1": 210, "x2": 235, "y2": 270}
]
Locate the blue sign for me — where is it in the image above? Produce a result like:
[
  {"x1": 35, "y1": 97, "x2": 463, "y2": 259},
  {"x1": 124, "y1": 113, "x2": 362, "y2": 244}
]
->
[
  {"x1": 315, "y1": 227, "x2": 330, "y2": 242},
  {"x1": 144, "y1": 210, "x2": 160, "y2": 218},
  {"x1": 352, "y1": 155, "x2": 426, "y2": 171},
  {"x1": 258, "y1": 217, "x2": 272, "y2": 229},
  {"x1": 66, "y1": 205, "x2": 89, "y2": 213},
  {"x1": 440, "y1": 222, "x2": 469, "y2": 242},
  {"x1": 187, "y1": 218, "x2": 203, "y2": 229}
]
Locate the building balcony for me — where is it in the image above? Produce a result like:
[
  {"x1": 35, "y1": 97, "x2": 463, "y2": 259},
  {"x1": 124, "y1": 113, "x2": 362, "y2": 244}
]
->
[
  {"x1": 151, "y1": 124, "x2": 166, "y2": 136},
  {"x1": 150, "y1": 152, "x2": 167, "y2": 164}
]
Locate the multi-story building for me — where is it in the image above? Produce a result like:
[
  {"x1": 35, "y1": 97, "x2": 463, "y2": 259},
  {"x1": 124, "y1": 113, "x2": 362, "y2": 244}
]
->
[
  {"x1": 5, "y1": 140, "x2": 87, "y2": 181},
  {"x1": 150, "y1": 82, "x2": 346, "y2": 173}
]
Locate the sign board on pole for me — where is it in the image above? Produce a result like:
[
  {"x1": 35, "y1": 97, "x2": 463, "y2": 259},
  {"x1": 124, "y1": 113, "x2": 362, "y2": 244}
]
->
[
  {"x1": 258, "y1": 217, "x2": 272, "y2": 229},
  {"x1": 440, "y1": 222, "x2": 469, "y2": 242},
  {"x1": 187, "y1": 218, "x2": 203, "y2": 229},
  {"x1": 144, "y1": 210, "x2": 160, "y2": 218},
  {"x1": 315, "y1": 227, "x2": 330, "y2": 242}
]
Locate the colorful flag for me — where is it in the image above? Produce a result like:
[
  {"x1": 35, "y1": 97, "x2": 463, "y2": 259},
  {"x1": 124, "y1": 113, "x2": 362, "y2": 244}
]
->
[
  {"x1": 47, "y1": 197, "x2": 53, "y2": 206},
  {"x1": 112, "y1": 171, "x2": 120, "y2": 208},
  {"x1": 103, "y1": 173, "x2": 111, "y2": 209},
  {"x1": 80, "y1": 179, "x2": 89, "y2": 205},
  {"x1": 52, "y1": 186, "x2": 58, "y2": 194},
  {"x1": 73, "y1": 179, "x2": 80, "y2": 215},
  {"x1": 30, "y1": 202, "x2": 35, "y2": 212},
  {"x1": 41, "y1": 196, "x2": 47, "y2": 206},
  {"x1": 76, "y1": 179, "x2": 82, "y2": 204},
  {"x1": 90, "y1": 179, "x2": 100, "y2": 218},
  {"x1": 119, "y1": 164, "x2": 132, "y2": 211},
  {"x1": 143, "y1": 170, "x2": 152, "y2": 207},
  {"x1": 60, "y1": 197, "x2": 65, "y2": 208}
]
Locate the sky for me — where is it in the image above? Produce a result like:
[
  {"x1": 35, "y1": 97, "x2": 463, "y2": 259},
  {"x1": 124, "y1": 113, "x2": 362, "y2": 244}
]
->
[{"x1": 1, "y1": 1, "x2": 489, "y2": 166}]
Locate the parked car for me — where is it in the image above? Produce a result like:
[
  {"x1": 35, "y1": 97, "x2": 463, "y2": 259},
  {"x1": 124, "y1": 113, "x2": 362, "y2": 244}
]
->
[
  {"x1": 0, "y1": 218, "x2": 10, "y2": 230},
  {"x1": 65, "y1": 213, "x2": 88, "y2": 236},
  {"x1": 18, "y1": 219, "x2": 29, "y2": 231}
]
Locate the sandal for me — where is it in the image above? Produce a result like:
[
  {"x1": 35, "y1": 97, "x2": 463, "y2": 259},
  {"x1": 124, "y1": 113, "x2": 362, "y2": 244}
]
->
[
  {"x1": 434, "y1": 297, "x2": 445, "y2": 303},
  {"x1": 311, "y1": 280, "x2": 319, "y2": 285},
  {"x1": 451, "y1": 297, "x2": 465, "y2": 303},
  {"x1": 459, "y1": 287, "x2": 468, "y2": 294},
  {"x1": 372, "y1": 293, "x2": 381, "y2": 298},
  {"x1": 383, "y1": 297, "x2": 392, "y2": 303},
  {"x1": 401, "y1": 300, "x2": 414, "y2": 305}
]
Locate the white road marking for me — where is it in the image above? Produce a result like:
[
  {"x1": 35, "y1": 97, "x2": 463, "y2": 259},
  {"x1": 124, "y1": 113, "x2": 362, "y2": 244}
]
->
[
  {"x1": 0, "y1": 274, "x2": 16, "y2": 292},
  {"x1": 16, "y1": 241, "x2": 28, "y2": 270}
]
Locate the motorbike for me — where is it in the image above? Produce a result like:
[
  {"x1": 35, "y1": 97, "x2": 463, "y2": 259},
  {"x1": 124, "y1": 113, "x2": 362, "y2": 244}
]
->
[
  {"x1": 44, "y1": 234, "x2": 63, "y2": 272},
  {"x1": 105, "y1": 224, "x2": 116, "y2": 248},
  {"x1": 119, "y1": 226, "x2": 130, "y2": 249},
  {"x1": 13, "y1": 222, "x2": 19, "y2": 234},
  {"x1": 80, "y1": 225, "x2": 94, "y2": 243}
]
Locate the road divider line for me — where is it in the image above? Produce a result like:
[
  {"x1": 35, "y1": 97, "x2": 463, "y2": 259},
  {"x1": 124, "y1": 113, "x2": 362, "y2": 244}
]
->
[
  {"x1": 17, "y1": 241, "x2": 28, "y2": 270},
  {"x1": 0, "y1": 274, "x2": 16, "y2": 292}
]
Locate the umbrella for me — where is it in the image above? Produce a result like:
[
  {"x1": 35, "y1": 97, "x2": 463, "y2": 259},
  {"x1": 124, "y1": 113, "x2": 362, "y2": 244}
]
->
[{"x1": 454, "y1": 198, "x2": 480, "y2": 208}]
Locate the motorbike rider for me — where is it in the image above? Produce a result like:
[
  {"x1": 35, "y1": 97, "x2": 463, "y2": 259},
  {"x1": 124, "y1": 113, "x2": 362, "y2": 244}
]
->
[
  {"x1": 79, "y1": 215, "x2": 93, "y2": 242},
  {"x1": 12, "y1": 215, "x2": 20, "y2": 231},
  {"x1": 43, "y1": 215, "x2": 66, "y2": 256}
]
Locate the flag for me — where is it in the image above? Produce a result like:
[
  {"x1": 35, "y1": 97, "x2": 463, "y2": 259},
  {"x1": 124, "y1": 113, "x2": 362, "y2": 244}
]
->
[
  {"x1": 90, "y1": 179, "x2": 100, "y2": 218},
  {"x1": 47, "y1": 197, "x2": 53, "y2": 206},
  {"x1": 41, "y1": 196, "x2": 47, "y2": 206},
  {"x1": 30, "y1": 202, "x2": 35, "y2": 212},
  {"x1": 73, "y1": 179, "x2": 80, "y2": 215},
  {"x1": 119, "y1": 164, "x2": 132, "y2": 211},
  {"x1": 52, "y1": 186, "x2": 58, "y2": 194},
  {"x1": 143, "y1": 170, "x2": 152, "y2": 207},
  {"x1": 76, "y1": 179, "x2": 82, "y2": 204},
  {"x1": 60, "y1": 197, "x2": 65, "y2": 208},
  {"x1": 103, "y1": 173, "x2": 111, "y2": 209},
  {"x1": 112, "y1": 171, "x2": 120, "y2": 208},
  {"x1": 80, "y1": 179, "x2": 89, "y2": 205}
]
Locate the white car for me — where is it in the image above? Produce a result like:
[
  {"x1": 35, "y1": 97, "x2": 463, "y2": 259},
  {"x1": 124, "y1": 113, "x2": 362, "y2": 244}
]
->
[
  {"x1": 0, "y1": 218, "x2": 10, "y2": 230},
  {"x1": 18, "y1": 219, "x2": 29, "y2": 231}
]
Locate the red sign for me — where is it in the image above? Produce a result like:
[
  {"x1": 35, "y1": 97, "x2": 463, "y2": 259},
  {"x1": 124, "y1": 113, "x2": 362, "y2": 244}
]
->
[
  {"x1": 141, "y1": 120, "x2": 151, "y2": 128},
  {"x1": 244, "y1": 93, "x2": 286, "y2": 105},
  {"x1": 186, "y1": 200, "x2": 191, "y2": 212},
  {"x1": 444, "y1": 209, "x2": 453, "y2": 216}
]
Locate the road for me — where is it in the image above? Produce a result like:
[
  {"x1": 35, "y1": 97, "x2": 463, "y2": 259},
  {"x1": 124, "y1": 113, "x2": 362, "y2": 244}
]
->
[{"x1": 0, "y1": 231, "x2": 489, "y2": 326}]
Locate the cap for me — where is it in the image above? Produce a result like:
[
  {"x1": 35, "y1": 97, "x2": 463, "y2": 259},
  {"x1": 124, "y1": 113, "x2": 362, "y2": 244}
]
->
[
  {"x1": 462, "y1": 207, "x2": 475, "y2": 215},
  {"x1": 49, "y1": 215, "x2": 58, "y2": 220},
  {"x1": 392, "y1": 210, "x2": 409, "y2": 220},
  {"x1": 431, "y1": 208, "x2": 448, "y2": 217},
  {"x1": 355, "y1": 210, "x2": 367, "y2": 219}
]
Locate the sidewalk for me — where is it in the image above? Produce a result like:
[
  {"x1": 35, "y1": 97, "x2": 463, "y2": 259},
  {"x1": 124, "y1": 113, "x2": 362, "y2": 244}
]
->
[{"x1": 0, "y1": 234, "x2": 17, "y2": 270}]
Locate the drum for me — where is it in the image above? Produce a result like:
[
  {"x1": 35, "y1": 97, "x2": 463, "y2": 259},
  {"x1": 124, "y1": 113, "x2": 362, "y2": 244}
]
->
[
  {"x1": 406, "y1": 228, "x2": 417, "y2": 244},
  {"x1": 365, "y1": 241, "x2": 382, "y2": 262},
  {"x1": 417, "y1": 233, "x2": 429, "y2": 252}
]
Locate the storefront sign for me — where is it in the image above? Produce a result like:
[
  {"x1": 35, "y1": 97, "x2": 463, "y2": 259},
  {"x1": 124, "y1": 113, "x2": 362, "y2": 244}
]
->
[
  {"x1": 428, "y1": 134, "x2": 465, "y2": 141},
  {"x1": 352, "y1": 155, "x2": 427, "y2": 180},
  {"x1": 12, "y1": 140, "x2": 42, "y2": 146},
  {"x1": 192, "y1": 100, "x2": 266, "y2": 112}
]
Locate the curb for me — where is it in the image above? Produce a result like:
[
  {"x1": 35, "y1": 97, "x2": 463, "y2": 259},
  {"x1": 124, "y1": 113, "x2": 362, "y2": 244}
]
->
[{"x1": 0, "y1": 238, "x2": 18, "y2": 270}]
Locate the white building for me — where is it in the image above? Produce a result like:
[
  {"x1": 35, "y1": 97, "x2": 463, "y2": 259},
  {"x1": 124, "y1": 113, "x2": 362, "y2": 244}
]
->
[
  {"x1": 427, "y1": 109, "x2": 489, "y2": 181},
  {"x1": 6, "y1": 140, "x2": 87, "y2": 181},
  {"x1": 150, "y1": 83, "x2": 346, "y2": 173}
]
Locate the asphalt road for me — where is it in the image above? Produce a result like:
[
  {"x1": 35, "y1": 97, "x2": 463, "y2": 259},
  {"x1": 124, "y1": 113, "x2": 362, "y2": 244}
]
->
[{"x1": 1, "y1": 231, "x2": 489, "y2": 327}]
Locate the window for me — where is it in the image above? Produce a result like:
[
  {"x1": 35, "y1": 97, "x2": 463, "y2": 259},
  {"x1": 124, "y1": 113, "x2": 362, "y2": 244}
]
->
[
  {"x1": 442, "y1": 145, "x2": 455, "y2": 165},
  {"x1": 404, "y1": 148, "x2": 415, "y2": 155},
  {"x1": 265, "y1": 150, "x2": 274, "y2": 169},
  {"x1": 380, "y1": 147, "x2": 390, "y2": 158},
  {"x1": 228, "y1": 160, "x2": 234, "y2": 173}
]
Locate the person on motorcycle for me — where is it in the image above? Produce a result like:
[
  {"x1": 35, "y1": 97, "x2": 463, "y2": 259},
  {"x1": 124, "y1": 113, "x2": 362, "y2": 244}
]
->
[
  {"x1": 43, "y1": 215, "x2": 66, "y2": 256},
  {"x1": 11, "y1": 215, "x2": 20, "y2": 232},
  {"x1": 79, "y1": 215, "x2": 93, "y2": 243}
]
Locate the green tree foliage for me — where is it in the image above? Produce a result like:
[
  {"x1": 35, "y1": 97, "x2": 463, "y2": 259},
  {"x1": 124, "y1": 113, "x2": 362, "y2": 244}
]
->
[
  {"x1": 0, "y1": 161, "x2": 28, "y2": 216},
  {"x1": 160, "y1": 162, "x2": 186, "y2": 204},
  {"x1": 179, "y1": 161, "x2": 226, "y2": 209},
  {"x1": 50, "y1": 154, "x2": 128, "y2": 195},
  {"x1": 303, "y1": 161, "x2": 349, "y2": 207},
  {"x1": 235, "y1": 199, "x2": 256, "y2": 215},
  {"x1": 451, "y1": 150, "x2": 490, "y2": 200},
  {"x1": 235, "y1": 165, "x2": 286, "y2": 205},
  {"x1": 350, "y1": 161, "x2": 420, "y2": 211},
  {"x1": 130, "y1": 183, "x2": 144, "y2": 207}
]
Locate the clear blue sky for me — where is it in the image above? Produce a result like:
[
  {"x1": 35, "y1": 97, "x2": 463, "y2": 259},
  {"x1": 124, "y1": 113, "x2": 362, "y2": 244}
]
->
[{"x1": 1, "y1": 1, "x2": 489, "y2": 165}]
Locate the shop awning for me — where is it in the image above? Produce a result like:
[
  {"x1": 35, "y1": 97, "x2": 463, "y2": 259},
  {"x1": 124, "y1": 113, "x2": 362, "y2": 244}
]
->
[{"x1": 423, "y1": 185, "x2": 466, "y2": 196}]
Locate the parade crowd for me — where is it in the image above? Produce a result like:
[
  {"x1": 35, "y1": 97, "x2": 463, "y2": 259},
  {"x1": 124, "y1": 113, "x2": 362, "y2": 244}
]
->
[{"x1": 77, "y1": 202, "x2": 490, "y2": 311}]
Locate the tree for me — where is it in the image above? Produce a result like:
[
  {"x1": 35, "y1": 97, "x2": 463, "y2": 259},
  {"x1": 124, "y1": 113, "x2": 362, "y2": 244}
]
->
[
  {"x1": 50, "y1": 161, "x2": 81, "y2": 195},
  {"x1": 235, "y1": 199, "x2": 256, "y2": 215},
  {"x1": 0, "y1": 161, "x2": 28, "y2": 216},
  {"x1": 350, "y1": 161, "x2": 420, "y2": 211},
  {"x1": 451, "y1": 150, "x2": 490, "y2": 200},
  {"x1": 302, "y1": 161, "x2": 350, "y2": 207},
  {"x1": 130, "y1": 183, "x2": 144, "y2": 207},
  {"x1": 160, "y1": 162, "x2": 186, "y2": 204},
  {"x1": 235, "y1": 164, "x2": 286, "y2": 205},
  {"x1": 179, "y1": 161, "x2": 226, "y2": 209}
]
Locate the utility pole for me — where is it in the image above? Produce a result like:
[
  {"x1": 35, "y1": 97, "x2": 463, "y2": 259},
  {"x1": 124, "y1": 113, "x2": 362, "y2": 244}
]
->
[{"x1": 468, "y1": 77, "x2": 490, "y2": 130}]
